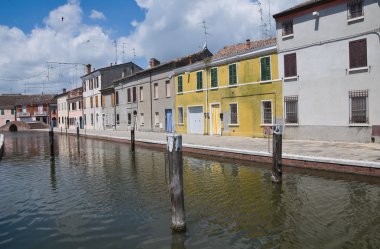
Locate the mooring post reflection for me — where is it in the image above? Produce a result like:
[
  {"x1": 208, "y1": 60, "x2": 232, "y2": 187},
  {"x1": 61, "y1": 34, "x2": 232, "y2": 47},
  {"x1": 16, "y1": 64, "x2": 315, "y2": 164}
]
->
[
  {"x1": 171, "y1": 232, "x2": 187, "y2": 249},
  {"x1": 50, "y1": 160, "x2": 57, "y2": 191},
  {"x1": 49, "y1": 126, "x2": 55, "y2": 161}
]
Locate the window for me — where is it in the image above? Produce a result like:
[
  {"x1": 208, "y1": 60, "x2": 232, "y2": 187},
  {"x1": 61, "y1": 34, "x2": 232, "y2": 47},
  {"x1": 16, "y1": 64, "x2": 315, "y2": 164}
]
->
[
  {"x1": 83, "y1": 81, "x2": 86, "y2": 91},
  {"x1": 230, "y1": 104, "x2": 238, "y2": 125},
  {"x1": 83, "y1": 98, "x2": 86, "y2": 109},
  {"x1": 347, "y1": 0, "x2": 363, "y2": 19},
  {"x1": 154, "y1": 112, "x2": 159, "y2": 126},
  {"x1": 95, "y1": 77, "x2": 98, "y2": 88},
  {"x1": 211, "y1": 68, "x2": 218, "y2": 88},
  {"x1": 90, "y1": 97, "x2": 93, "y2": 108},
  {"x1": 1, "y1": 109, "x2": 4, "y2": 115},
  {"x1": 127, "y1": 88, "x2": 131, "y2": 103},
  {"x1": 349, "y1": 39, "x2": 367, "y2": 69},
  {"x1": 165, "y1": 80, "x2": 171, "y2": 97},
  {"x1": 116, "y1": 114, "x2": 120, "y2": 125},
  {"x1": 140, "y1": 113, "x2": 144, "y2": 125},
  {"x1": 132, "y1": 87, "x2": 137, "y2": 103},
  {"x1": 284, "y1": 53, "x2": 297, "y2": 78},
  {"x1": 282, "y1": 20, "x2": 293, "y2": 36},
  {"x1": 228, "y1": 64, "x2": 237, "y2": 85},
  {"x1": 177, "y1": 75, "x2": 183, "y2": 93},
  {"x1": 154, "y1": 83, "x2": 159, "y2": 99},
  {"x1": 101, "y1": 95, "x2": 105, "y2": 107},
  {"x1": 115, "y1": 91, "x2": 119, "y2": 105},
  {"x1": 95, "y1": 96, "x2": 99, "y2": 107},
  {"x1": 140, "y1": 86, "x2": 144, "y2": 101},
  {"x1": 128, "y1": 113, "x2": 132, "y2": 125},
  {"x1": 177, "y1": 107, "x2": 184, "y2": 124},
  {"x1": 349, "y1": 90, "x2": 368, "y2": 124},
  {"x1": 261, "y1": 101, "x2": 272, "y2": 125},
  {"x1": 196, "y1": 71, "x2": 203, "y2": 90},
  {"x1": 91, "y1": 113, "x2": 94, "y2": 125},
  {"x1": 285, "y1": 96, "x2": 298, "y2": 124},
  {"x1": 261, "y1": 56, "x2": 271, "y2": 81},
  {"x1": 11, "y1": 109, "x2": 14, "y2": 115}
]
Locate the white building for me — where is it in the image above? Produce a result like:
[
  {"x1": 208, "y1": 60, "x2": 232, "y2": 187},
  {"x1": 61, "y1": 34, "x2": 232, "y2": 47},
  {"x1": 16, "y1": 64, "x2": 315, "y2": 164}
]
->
[
  {"x1": 274, "y1": 0, "x2": 380, "y2": 142},
  {"x1": 81, "y1": 63, "x2": 142, "y2": 130},
  {"x1": 57, "y1": 90, "x2": 69, "y2": 129}
]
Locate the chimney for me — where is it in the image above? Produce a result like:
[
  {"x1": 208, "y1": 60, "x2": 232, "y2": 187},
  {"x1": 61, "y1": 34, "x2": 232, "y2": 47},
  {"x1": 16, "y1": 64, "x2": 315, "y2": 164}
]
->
[
  {"x1": 86, "y1": 64, "x2": 91, "y2": 74},
  {"x1": 149, "y1": 58, "x2": 160, "y2": 68},
  {"x1": 246, "y1": 39, "x2": 251, "y2": 48},
  {"x1": 62, "y1": 88, "x2": 66, "y2": 93}
]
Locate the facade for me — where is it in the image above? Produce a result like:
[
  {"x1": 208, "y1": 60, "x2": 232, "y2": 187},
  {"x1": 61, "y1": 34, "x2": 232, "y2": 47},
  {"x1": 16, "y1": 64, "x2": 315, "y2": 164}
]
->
[
  {"x1": 0, "y1": 94, "x2": 18, "y2": 126},
  {"x1": 112, "y1": 49, "x2": 213, "y2": 132},
  {"x1": 81, "y1": 62, "x2": 142, "y2": 130},
  {"x1": 67, "y1": 87, "x2": 83, "y2": 129},
  {"x1": 14, "y1": 94, "x2": 56, "y2": 124},
  {"x1": 57, "y1": 91, "x2": 69, "y2": 129},
  {"x1": 274, "y1": 0, "x2": 380, "y2": 142},
  {"x1": 174, "y1": 38, "x2": 282, "y2": 137}
]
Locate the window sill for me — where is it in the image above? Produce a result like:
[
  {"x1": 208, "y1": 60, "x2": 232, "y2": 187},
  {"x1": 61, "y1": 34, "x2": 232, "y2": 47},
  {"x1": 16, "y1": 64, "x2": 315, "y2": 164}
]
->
[
  {"x1": 282, "y1": 34, "x2": 294, "y2": 40},
  {"x1": 166, "y1": 96, "x2": 171, "y2": 98},
  {"x1": 228, "y1": 84, "x2": 238, "y2": 88},
  {"x1": 195, "y1": 89, "x2": 203, "y2": 92},
  {"x1": 153, "y1": 98, "x2": 159, "y2": 100},
  {"x1": 348, "y1": 66, "x2": 369, "y2": 73},
  {"x1": 154, "y1": 124, "x2": 160, "y2": 127},
  {"x1": 210, "y1": 87, "x2": 219, "y2": 90},
  {"x1": 177, "y1": 92, "x2": 183, "y2": 95},
  {"x1": 260, "y1": 79, "x2": 272, "y2": 84},
  {"x1": 283, "y1": 76, "x2": 298, "y2": 81},
  {"x1": 347, "y1": 16, "x2": 364, "y2": 24},
  {"x1": 228, "y1": 124, "x2": 239, "y2": 127},
  {"x1": 177, "y1": 123, "x2": 184, "y2": 126},
  {"x1": 261, "y1": 124, "x2": 273, "y2": 127},
  {"x1": 285, "y1": 123, "x2": 299, "y2": 126},
  {"x1": 349, "y1": 123, "x2": 369, "y2": 127}
]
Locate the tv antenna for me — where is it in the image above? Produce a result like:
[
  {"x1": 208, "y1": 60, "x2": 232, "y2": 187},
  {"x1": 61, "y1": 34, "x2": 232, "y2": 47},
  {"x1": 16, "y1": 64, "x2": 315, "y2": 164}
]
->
[
  {"x1": 201, "y1": 20, "x2": 210, "y2": 49},
  {"x1": 122, "y1": 43, "x2": 126, "y2": 63},
  {"x1": 113, "y1": 40, "x2": 118, "y2": 65}
]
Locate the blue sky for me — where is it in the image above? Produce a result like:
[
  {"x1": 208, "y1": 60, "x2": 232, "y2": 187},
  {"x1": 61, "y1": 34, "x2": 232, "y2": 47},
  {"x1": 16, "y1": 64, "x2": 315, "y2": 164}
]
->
[{"x1": 0, "y1": 0, "x2": 299, "y2": 94}]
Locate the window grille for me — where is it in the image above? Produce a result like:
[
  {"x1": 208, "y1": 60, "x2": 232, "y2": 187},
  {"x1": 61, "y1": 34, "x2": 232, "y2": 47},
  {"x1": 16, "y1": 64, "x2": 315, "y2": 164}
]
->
[
  {"x1": 347, "y1": 0, "x2": 363, "y2": 19},
  {"x1": 230, "y1": 103, "x2": 238, "y2": 124},
  {"x1": 285, "y1": 96, "x2": 298, "y2": 123},
  {"x1": 262, "y1": 101, "x2": 272, "y2": 124},
  {"x1": 282, "y1": 20, "x2": 293, "y2": 36},
  {"x1": 349, "y1": 90, "x2": 368, "y2": 124}
]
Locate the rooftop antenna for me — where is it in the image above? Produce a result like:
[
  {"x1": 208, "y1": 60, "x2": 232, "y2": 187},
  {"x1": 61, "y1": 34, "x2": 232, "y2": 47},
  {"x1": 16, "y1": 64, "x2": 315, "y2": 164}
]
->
[
  {"x1": 268, "y1": 0, "x2": 272, "y2": 36},
  {"x1": 113, "y1": 40, "x2": 118, "y2": 65},
  {"x1": 122, "y1": 43, "x2": 126, "y2": 63},
  {"x1": 202, "y1": 20, "x2": 210, "y2": 49}
]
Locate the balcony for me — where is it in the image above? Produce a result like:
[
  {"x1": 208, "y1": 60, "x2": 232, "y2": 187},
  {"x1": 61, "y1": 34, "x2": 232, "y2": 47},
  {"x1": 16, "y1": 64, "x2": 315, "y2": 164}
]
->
[
  {"x1": 17, "y1": 112, "x2": 30, "y2": 117},
  {"x1": 34, "y1": 111, "x2": 47, "y2": 116}
]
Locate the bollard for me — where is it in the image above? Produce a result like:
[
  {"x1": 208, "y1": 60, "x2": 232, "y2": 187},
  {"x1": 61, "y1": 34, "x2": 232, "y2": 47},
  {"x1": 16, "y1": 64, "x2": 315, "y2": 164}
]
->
[
  {"x1": 76, "y1": 126, "x2": 80, "y2": 138},
  {"x1": 271, "y1": 130, "x2": 282, "y2": 183},
  {"x1": 131, "y1": 128, "x2": 135, "y2": 152},
  {"x1": 167, "y1": 134, "x2": 186, "y2": 232},
  {"x1": 49, "y1": 126, "x2": 55, "y2": 161}
]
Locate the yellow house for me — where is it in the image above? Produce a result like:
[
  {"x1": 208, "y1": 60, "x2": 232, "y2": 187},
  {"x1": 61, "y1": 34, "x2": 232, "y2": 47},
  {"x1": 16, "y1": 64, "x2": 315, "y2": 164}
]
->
[{"x1": 174, "y1": 37, "x2": 282, "y2": 138}]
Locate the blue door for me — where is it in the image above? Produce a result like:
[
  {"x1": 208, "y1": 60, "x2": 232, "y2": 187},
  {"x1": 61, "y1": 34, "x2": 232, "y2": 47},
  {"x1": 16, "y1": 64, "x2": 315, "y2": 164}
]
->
[{"x1": 165, "y1": 109, "x2": 172, "y2": 132}]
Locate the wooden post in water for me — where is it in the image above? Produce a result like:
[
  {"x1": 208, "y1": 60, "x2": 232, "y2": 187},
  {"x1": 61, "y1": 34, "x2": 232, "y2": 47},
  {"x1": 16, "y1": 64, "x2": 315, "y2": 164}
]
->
[
  {"x1": 76, "y1": 125, "x2": 80, "y2": 138},
  {"x1": 49, "y1": 126, "x2": 55, "y2": 161},
  {"x1": 131, "y1": 128, "x2": 135, "y2": 152},
  {"x1": 167, "y1": 134, "x2": 186, "y2": 232},
  {"x1": 271, "y1": 126, "x2": 283, "y2": 183}
]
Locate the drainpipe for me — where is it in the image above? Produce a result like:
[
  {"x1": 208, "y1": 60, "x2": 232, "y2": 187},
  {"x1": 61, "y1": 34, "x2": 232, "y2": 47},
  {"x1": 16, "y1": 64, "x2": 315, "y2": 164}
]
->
[
  {"x1": 149, "y1": 71, "x2": 153, "y2": 132},
  {"x1": 113, "y1": 86, "x2": 117, "y2": 130},
  {"x1": 205, "y1": 60, "x2": 210, "y2": 135}
]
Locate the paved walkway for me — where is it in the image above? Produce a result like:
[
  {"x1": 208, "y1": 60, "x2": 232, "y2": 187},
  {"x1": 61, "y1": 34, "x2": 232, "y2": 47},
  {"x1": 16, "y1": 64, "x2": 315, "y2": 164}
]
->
[{"x1": 53, "y1": 128, "x2": 380, "y2": 169}]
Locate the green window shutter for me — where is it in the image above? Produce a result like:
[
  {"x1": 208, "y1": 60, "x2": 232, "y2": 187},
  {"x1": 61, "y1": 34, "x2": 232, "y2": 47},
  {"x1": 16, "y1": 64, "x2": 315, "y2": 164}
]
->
[
  {"x1": 1, "y1": 109, "x2": 4, "y2": 115},
  {"x1": 211, "y1": 68, "x2": 218, "y2": 88},
  {"x1": 197, "y1": 71, "x2": 203, "y2": 90},
  {"x1": 178, "y1": 76, "x2": 183, "y2": 93},
  {"x1": 11, "y1": 109, "x2": 14, "y2": 115},
  {"x1": 261, "y1": 57, "x2": 271, "y2": 81},
  {"x1": 229, "y1": 64, "x2": 237, "y2": 85}
]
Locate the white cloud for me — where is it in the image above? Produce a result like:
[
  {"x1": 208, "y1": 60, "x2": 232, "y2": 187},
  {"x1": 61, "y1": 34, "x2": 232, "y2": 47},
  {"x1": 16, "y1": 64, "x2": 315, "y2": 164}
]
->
[
  {"x1": 89, "y1": 10, "x2": 106, "y2": 21},
  {"x1": 0, "y1": 0, "x2": 302, "y2": 93}
]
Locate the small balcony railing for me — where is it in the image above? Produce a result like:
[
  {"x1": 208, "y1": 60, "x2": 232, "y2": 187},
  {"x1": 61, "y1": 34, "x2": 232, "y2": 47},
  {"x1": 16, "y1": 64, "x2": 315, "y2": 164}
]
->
[{"x1": 17, "y1": 112, "x2": 30, "y2": 117}]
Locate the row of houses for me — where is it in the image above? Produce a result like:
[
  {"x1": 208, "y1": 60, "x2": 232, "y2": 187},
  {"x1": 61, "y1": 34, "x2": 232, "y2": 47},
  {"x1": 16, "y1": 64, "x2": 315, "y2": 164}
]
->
[{"x1": 56, "y1": 0, "x2": 379, "y2": 143}]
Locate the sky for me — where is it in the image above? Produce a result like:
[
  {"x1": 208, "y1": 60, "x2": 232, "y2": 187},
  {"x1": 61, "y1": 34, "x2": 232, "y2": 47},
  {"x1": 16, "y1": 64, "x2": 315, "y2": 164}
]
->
[{"x1": 0, "y1": 0, "x2": 301, "y2": 94}]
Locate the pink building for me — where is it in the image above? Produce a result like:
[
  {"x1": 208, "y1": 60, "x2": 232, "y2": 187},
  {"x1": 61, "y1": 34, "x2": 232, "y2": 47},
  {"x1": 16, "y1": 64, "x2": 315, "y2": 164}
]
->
[
  {"x1": 67, "y1": 87, "x2": 84, "y2": 129},
  {"x1": 0, "y1": 94, "x2": 17, "y2": 126}
]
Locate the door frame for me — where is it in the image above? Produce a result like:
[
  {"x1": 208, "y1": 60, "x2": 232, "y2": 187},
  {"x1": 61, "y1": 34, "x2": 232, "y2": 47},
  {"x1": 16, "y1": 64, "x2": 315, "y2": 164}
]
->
[
  {"x1": 209, "y1": 102, "x2": 221, "y2": 135},
  {"x1": 187, "y1": 105, "x2": 204, "y2": 134}
]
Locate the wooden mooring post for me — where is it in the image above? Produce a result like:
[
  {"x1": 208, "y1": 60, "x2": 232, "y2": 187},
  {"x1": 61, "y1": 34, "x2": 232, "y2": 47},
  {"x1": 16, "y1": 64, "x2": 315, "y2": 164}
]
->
[
  {"x1": 167, "y1": 134, "x2": 186, "y2": 232},
  {"x1": 49, "y1": 126, "x2": 55, "y2": 161},
  {"x1": 76, "y1": 125, "x2": 80, "y2": 138},
  {"x1": 131, "y1": 128, "x2": 135, "y2": 152},
  {"x1": 271, "y1": 125, "x2": 283, "y2": 183}
]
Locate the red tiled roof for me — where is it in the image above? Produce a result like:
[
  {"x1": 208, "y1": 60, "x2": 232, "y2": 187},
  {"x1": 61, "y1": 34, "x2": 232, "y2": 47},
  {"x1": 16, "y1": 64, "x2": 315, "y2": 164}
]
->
[{"x1": 212, "y1": 37, "x2": 276, "y2": 59}]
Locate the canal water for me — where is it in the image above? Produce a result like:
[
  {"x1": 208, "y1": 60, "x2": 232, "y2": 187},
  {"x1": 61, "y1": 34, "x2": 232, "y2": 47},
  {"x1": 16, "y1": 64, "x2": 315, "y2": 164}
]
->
[{"x1": 0, "y1": 132, "x2": 379, "y2": 249}]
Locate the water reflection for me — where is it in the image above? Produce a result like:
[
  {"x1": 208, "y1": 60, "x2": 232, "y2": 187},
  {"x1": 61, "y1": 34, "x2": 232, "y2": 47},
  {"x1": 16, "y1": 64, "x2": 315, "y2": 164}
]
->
[{"x1": 0, "y1": 132, "x2": 379, "y2": 249}]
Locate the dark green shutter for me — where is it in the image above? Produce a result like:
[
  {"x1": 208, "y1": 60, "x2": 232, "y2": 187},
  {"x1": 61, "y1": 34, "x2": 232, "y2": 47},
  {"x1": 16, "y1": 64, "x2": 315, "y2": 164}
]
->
[
  {"x1": 197, "y1": 71, "x2": 203, "y2": 90},
  {"x1": 261, "y1": 57, "x2": 271, "y2": 81},
  {"x1": 211, "y1": 68, "x2": 218, "y2": 88},
  {"x1": 178, "y1": 76, "x2": 183, "y2": 93},
  {"x1": 229, "y1": 64, "x2": 237, "y2": 85}
]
